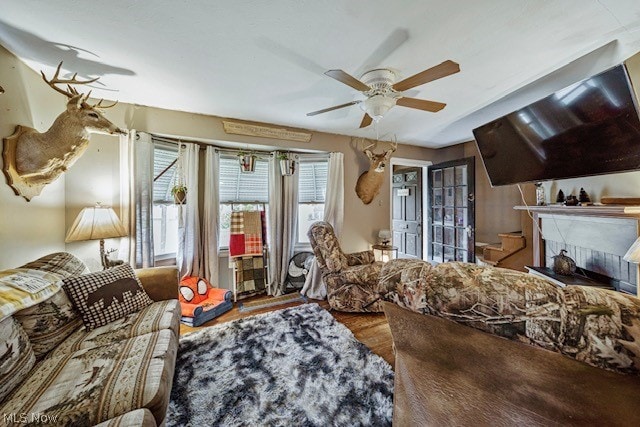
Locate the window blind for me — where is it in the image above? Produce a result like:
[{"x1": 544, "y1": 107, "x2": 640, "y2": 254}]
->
[
  {"x1": 153, "y1": 144, "x2": 179, "y2": 203},
  {"x1": 298, "y1": 161, "x2": 328, "y2": 203},
  {"x1": 219, "y1": 155, "x2": 269, "y2": 203}
]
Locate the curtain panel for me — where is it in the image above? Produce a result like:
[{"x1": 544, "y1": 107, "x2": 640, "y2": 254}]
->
[
  {"x1": 177, "y1": 143, "x2": 202, "y2": 278},
  {"x1": 203, "y1": 147, "x2": 220, "y2": 285},
  {"x1": 119, "y1": 130, "x2": 155, "y2": 268},
  {"x1": 301, "y1": 151, "x2": 344, "y2": 299}
]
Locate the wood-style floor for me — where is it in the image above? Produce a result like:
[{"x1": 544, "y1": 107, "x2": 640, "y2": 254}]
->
[{"x1": 179, "y1": 295, "x2": 395, "y2": 367}]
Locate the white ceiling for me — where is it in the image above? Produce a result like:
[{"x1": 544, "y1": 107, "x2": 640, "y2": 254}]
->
[{"x1": 2, "y1": 0, "x2": 640, "y2": 148}]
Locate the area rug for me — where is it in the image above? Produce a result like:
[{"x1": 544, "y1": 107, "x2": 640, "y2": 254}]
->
[
  {"x1": 167, "y1": 303, "x2": 394, "y2": 426},
  {"x1": 238, "y1": 292, "x2": 307, "y2": 313}
]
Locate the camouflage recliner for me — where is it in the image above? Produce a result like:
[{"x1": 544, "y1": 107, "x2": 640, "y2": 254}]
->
[{"x1": 308, "y1": 221, "x2": 383, "y2": 312}]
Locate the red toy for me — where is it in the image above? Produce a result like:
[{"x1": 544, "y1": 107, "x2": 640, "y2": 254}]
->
[{"x1": 178, "y1": 277, "x2": 232, "y2": 327}]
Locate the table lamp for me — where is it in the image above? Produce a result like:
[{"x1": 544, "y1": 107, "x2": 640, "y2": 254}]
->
[
  {"x1": 65, "y1": 203, "x2": 127, "y2": 269},
  {"x1": 378, "y1": 229, "x2": 392, "y2": 245},
  {"x1": 624, "y1": 237, "x2": 640, "y2": 263}
]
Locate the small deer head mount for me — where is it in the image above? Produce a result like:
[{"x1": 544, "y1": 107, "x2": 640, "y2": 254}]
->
[
  {"x1": 2, "y1": 62, "x2": 125, "y2": 201},
  {"x1": 354, "y1": 137, "x2": 398, "y2": 205}
]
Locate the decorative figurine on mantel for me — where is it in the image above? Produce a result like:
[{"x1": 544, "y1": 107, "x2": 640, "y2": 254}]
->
[
  {"x1": 535, "y1": 183, "x2": 545, "y2": 206},
  {"x1": 565, "y1": 195, "x2": 579, "y2": 206},
  {"x1": 579, "y1": 187, "x2": 591, "y2": 204},
  {"x1": 556, "y1": 189, "x2": 565, "y2": 204}
]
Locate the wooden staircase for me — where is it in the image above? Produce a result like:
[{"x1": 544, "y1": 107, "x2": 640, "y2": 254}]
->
[{"x1": 478, "y1": 232, "x2": 528, "y2": 271}]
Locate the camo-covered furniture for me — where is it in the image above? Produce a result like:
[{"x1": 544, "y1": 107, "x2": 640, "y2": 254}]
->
[
  {"x1": 380, "y1": 260, "x2": 640, "y2": 425},
  {"x1": 308, "y1": 221, "x2": 383, "y2": 312},
  {"x1": 0, "y1": 253, "x2": 180, "y2": 427}
]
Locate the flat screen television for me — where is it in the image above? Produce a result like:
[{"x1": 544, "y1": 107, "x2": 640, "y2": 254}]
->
[{"x1": 473, "y1": 64, "x2": 640, "y2": 186}]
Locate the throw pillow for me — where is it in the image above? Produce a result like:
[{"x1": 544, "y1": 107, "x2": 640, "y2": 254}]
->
[
  {"x1": 62, "y1": 264, "x2": 153, "y2": 330},
  {"x1": 0, "y1": 316, "x2": 36, "y2": 402}
]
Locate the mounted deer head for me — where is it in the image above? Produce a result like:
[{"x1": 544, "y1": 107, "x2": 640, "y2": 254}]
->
[
  {"x1": 355, "y1": 138, "x2": 398, "y2": 204},
  {"x1": 2, "y1": 62, "x2": 125, "y2": 201}
]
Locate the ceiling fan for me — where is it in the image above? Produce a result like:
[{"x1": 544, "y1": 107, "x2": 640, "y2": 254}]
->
[{"x1": 307, "y1": 60, "x2": 460, "y2": 128}]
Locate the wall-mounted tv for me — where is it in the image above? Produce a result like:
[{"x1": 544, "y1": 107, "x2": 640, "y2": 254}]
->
[{"x1": 473, "y1": 65, "x2": 640, "y2": 186}]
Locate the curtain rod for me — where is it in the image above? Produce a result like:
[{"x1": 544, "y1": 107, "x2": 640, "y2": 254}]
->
[{"x1": 148, "y1": 133, "x2": 327, "y2": 157}]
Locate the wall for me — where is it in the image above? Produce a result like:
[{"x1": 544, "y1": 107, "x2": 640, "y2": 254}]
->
[
  {"x1": 0, "y1": 44, "x2": 66, "y2": 269},
  {"x1": 540, "y1": 52, "x2": 640, "y2": 202},
  {"x1": 463, "y1": 141, "x2": 535, "y2": 244}
]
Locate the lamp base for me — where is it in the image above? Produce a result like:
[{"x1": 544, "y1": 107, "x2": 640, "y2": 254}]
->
[{"x1": 100, "y1": 239, "x2": 124, "y2": 270}]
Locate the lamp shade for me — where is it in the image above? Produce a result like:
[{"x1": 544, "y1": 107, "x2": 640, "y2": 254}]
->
[
  {"x1": 624, "y1": 237, "x2": 640, "y2": 263},
  {"x1": 360, "y1": 95, "x2": 397, "y2": 121},
  {"x1": 65, "y1": 205, "x2": 127, "y2": 242}
]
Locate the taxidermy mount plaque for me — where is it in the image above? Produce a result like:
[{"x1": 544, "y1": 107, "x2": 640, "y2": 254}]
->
[{"x1": 2, "y1": 62, "x2": 125, "y2": 201}]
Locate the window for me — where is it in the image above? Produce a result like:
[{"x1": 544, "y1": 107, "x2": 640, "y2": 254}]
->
[
  {"x1": 219, "y1": 155, "x2": 269, "y2": 249},
  {"x1": 152, "y1": 144, "x2": 180, "y2": 259},
  {"x1": 297, "y1": 160, "x2": 328, "y2": 244}
]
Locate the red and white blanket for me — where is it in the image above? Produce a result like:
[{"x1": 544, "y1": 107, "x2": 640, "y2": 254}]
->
[{"x1": 229, "y1": 211, "x2": 265, "y2": 257}]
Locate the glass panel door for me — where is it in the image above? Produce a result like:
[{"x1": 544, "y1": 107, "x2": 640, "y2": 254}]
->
[{"x1": 427, "y1": 157, "x2": 475, "y2": 263}]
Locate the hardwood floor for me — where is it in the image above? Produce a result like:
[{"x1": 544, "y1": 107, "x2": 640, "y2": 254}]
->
[{"x1": 179, "y1": 295, "x2": 395, "y2": 367}]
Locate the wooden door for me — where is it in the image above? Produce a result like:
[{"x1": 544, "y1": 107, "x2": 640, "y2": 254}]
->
[
  {"x1": 392, "y1": 167, "x2": 422, "y2": 259},
  {"x1": 427, "y1": 157, "x2": 475, "y2": 263}
]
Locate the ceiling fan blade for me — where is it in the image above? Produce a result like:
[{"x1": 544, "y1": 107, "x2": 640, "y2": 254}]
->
[
  {"x1": 396, "y1": 97, "x2": 446, "y2": 112},
  {"x1": 324, "y1": 70, "x2": 371, "y2": 92},
  {"x1": 392, "y1": 60, "x2": 460, "y2": 91},
  {"x1": 307, "y1": 100, "x2": 360, "y2": 116},
  {"x1": 359, "y1": 114, "x2": 373, "y2": 128}
]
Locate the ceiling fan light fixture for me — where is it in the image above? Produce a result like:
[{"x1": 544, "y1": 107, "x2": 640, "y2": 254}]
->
[{"x1": 361, "y1": 95, "x2": 396, "y2": 121}]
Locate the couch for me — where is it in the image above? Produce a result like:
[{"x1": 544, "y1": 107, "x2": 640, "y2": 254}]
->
[
  {"x1": 308, "y1": 221, "x2": 384, "y2": 312},
  {"x1": 379, "y1": 259, "x2": 640, "y2": 426},
  {"x1": 0, "y1": 252, "x2": 180, "y2": 426}
]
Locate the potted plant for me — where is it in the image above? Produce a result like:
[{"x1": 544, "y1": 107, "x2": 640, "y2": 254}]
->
[
  {"x1": 278, "y1": 152, "x2": 297, "y2": 176},
  {"x1": 238, "y1": 150, "x2": 257, "y2": 173},
  {"x1": 171, "y1": 184, "x2": 187, "y2": 204}
]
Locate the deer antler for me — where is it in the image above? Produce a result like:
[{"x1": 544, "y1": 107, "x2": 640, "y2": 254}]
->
[
  {"x1": 92, "y1": 99, "x2": 118, "y2": 109},
  {"x1": 387, "y1": 137, "x2": 398, "y2": 153},
  {"x1": 41, "y1": 61, "x2": 99, "y2": 99},
  {"x1": 66, "y1": 82, "x2": 117, "y2": 109}
]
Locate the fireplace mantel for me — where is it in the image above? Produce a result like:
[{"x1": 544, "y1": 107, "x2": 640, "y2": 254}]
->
[
  {"x1": 514, "y1": 204, "x2": 640, "y2": 296},
  {"x1": 514, "y1": 204, "x2": 640, "y2": 218}
]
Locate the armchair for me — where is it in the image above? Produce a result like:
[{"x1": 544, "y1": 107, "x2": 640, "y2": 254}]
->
[{"x1": 307, "y1": 221, "x2": 383, "y2": 312}]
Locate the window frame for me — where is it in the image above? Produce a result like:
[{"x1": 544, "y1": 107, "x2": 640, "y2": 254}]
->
[
  {"x1": 296, "y1": 156, "x2": 329, "y2": 247},
  {"x1": 217, "y1": 154, "x2": 270, "y2": 251}
]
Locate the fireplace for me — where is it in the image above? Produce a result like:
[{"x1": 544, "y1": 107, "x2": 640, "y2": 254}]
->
[{"x1": 515, "y1": 205, "x2": 639, "y2": 296}]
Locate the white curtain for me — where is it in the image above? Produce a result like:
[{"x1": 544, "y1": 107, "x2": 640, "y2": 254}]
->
[
  {"x1": 177, "y1": 143, "x2": 202, "y2": 278},
  {"x1": 119, "y1": 130, "x2": 155, "y2": 268},
  {"x1": 301, "y1": 152, "x2": 344, "y2": 299},
  {"x1": 278, "y1": 171, "x2": 299, "y2": 295},
  {"x1": 268, "y1": 153, "x2": 283, "y2": 295},
  {"x1": 203, "y1": 147, "x2": 219, "y2": 285}
]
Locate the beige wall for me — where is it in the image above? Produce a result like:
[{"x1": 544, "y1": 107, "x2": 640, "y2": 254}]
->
[
  {"x1": 463, "y1": 141, "x2": 532, "y2": 244},
  {"x1": 0, "y1": 45, "x2": 66, "y2": 269},
  {"x1": 68, "y1": 103, "x2": 440, "y2": 255}
]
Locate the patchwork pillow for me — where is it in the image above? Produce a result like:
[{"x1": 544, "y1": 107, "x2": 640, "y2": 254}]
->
[
  {"x1": 0, "y1": 316, "x2": 36, "y2": 402},
  {"x1": 14, "y1": 288, "x2": 83, "y2": 359},
  {"x1": 62, "y1": 264, "x2": 153, "y2": 330}
]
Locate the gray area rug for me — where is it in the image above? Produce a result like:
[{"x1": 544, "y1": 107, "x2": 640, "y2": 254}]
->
[{"x1": 167, "y1": 303, "x2": 394, "y2": 426}]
